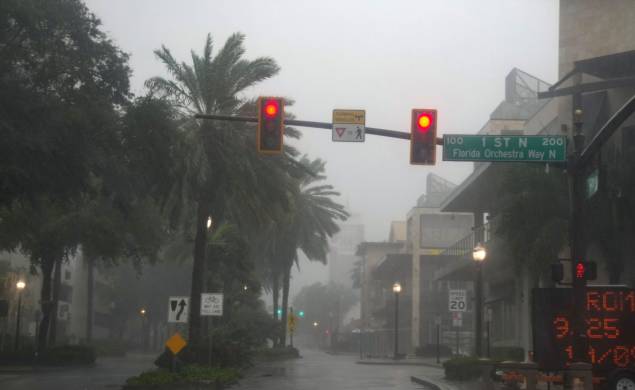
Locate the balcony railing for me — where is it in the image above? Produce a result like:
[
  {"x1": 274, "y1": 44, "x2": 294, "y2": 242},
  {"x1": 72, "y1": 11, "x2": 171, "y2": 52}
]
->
[{"x1": 440, "y1": 220, "x2": 495, "y2": 257}]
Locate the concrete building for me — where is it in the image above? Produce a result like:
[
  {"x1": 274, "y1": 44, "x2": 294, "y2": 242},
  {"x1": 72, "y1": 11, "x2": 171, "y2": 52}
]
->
[{"x1": 435, "y1": 0, "x2": 635, "y2": 358}]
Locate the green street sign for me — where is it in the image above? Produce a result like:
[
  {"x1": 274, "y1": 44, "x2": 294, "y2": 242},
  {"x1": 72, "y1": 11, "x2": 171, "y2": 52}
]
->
[{"x1": 442, "y1": 135, "x2": 567, "y2": 162}]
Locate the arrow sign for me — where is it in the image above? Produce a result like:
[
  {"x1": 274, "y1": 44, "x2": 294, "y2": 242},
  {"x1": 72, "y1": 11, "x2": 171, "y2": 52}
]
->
[{"x1": 168, "y1": 296, "x2": 189, "y2": 323}]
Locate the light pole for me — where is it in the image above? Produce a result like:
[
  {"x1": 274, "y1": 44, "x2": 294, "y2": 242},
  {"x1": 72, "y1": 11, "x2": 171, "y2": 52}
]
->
[
  {"x1": 473, "y1": 244, "x2": 486, "y2": 357},
  {"x1": 392, "y1": 282, "x2": 401, "y2": 360},
  {"x1": 14, "y1": 280, "x2": 25, "y2": 352},
  {"x1": 139, "y1": 308, "x2": 147, "y2": 351}
]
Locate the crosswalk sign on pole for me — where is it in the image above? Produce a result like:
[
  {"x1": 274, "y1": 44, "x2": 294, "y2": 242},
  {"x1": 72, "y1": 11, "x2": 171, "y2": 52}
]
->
[{"x1": 168, "y1": 296, "x2": 189, "y2": 323}]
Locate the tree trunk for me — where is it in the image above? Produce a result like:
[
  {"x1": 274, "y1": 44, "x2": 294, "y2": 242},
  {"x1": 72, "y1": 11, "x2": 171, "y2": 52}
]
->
[
  {"x1": 280, "y1": 262, "x2": 291, "y2": 347},
  {"x1": 86, "y1": 256, "x2": 94, "y2": 343},
  {"x1": 37, "y1": 258, "x2": 55, "y2": 352},
  {"x1": 272, "y1": 270, "x2": 280, "y2": 347},
  {"x1": 188, "y1": 199, "x2": 208, "y2": 347},
  {"x1": 49, "y1": 258, "x2": 62, "y2": 346}
]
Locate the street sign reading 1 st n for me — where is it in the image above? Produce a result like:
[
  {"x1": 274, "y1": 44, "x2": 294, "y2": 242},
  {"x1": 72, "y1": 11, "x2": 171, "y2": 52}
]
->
[{"x1": 442, "y1": 135, "x2": 567, "y2": 162}]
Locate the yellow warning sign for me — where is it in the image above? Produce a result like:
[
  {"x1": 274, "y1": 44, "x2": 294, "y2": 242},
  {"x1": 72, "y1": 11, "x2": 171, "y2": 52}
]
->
[
  {"x1": 165, "y1": 332, "x2": 187, "y2": 355},
  {"x1": 333, "y1": 109, "x2": 365, "y2": 125},
  {"x1": 288, "y1": 313, "x2": 297, "y2": 333}
]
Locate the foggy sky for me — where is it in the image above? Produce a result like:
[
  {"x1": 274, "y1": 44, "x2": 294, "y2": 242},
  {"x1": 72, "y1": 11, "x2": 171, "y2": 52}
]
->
[{"x1": 84, "y1": 0, "x2": 559, "y2": 295}]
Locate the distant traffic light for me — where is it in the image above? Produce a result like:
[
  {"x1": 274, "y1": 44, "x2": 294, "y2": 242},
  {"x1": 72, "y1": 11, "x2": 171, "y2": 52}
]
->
[
  {"x1": 574, "y1": 261, "x2": 597, "y2": 281},
  {"x1": 410, "y1": 109, "x2": 437, "y2": 165},
  {"x1": 298, "y1": 310, "x2": 305, "y2": 318},
  {"x1": 257, "y1": 97, "x2": 284, "y2": 154},
  {"x1": 276, "y1": 308, "x2": 282, "y2": 318}
]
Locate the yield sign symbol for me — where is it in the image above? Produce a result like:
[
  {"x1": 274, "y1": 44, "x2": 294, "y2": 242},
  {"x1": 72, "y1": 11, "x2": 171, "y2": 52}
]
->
[{"x1": 335, "y1": 127, "x2": 346, "y2": 137}]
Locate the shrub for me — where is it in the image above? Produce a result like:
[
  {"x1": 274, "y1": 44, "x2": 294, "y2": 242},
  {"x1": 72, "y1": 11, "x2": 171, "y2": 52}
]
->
[
  {"x1": 490, "y1": 347, "x2": 524, "y2": 362},
  {"x1": 126, "y1": 365, "x2": 240, "y2": 387},
  {"x1": 415, "y1": 344, "x2": 453, "y2": 358},
  {"x1": 443, "y1": 356, "x2": 494, "y2": 381},
  {"x1": 39, "y1": 345, "x2": 96, "y2": 366},
  {"x1": 0, "y1": 349, "x2": 37, "y2": 365}
]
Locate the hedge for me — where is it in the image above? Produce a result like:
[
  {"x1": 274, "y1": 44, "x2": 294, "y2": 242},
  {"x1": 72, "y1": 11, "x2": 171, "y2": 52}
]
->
[{"x1": 125, "y1": 365, "x2": 240, "y2": 388}]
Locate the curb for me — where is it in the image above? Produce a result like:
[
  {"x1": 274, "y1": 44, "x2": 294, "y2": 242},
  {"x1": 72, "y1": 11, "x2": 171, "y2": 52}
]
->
[
  {"x1": 356, "y1": 360, "x2": 442, "y2": 369},
  {"x1": 410, "y1": 375, "x2": 450, "y2": 390}
]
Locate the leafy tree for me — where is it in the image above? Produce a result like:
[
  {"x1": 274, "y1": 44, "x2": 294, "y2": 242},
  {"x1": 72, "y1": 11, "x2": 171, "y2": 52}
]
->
[
  {"x1": 146, "y1": 33, "x2": 302, "y2": 346},
  {"x1": 0, "y1": 0, "x2": 131, "y2": 206}
]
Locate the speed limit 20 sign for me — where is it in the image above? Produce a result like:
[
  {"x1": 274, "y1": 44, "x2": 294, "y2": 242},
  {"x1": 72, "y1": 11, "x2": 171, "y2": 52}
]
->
[{"x1": 449, "y1": 289, "x2": 467, "y2": 312}]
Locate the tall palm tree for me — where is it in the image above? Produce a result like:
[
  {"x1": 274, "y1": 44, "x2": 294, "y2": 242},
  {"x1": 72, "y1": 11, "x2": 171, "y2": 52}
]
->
[
  {"x1": 146, "y1": 33, "x2": 301, "y2": 346},
  {"x1": 273, "y1": 157, "x2": 349, "y2": 346}
]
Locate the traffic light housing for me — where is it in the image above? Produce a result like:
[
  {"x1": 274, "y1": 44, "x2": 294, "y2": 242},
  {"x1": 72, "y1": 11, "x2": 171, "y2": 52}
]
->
[
  {"x1": 410, "y1": 109, "x2": 437, "y2": 165},
  {"x1": 257, "y1": 97, "x2": 284, "y2": 154},
  {"x1": 574, "y1": 261, "x2": 597, "y2": 281},
  {"x1": 551, "y1": 262, "x2": 564, "y2": 282}
]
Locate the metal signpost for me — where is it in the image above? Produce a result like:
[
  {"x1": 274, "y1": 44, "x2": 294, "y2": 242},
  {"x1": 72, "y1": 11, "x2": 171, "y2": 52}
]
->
[
  {"x1": 332, "y1": 109, "x2": 365, "y2": 142},
  {"x1": 442, "y1": 135, "x2": 567, "y2": 162}
]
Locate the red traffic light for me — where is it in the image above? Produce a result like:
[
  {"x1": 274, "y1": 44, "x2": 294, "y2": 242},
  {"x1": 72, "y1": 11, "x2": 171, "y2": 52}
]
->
[
  {"x1": 257, "y1": 97, "x2": 284, "y2": 154},
  {"x1": 410, "y1": 109, "x2": 437, "y2": 165},
  {"x1": 264, "y1": 100, "x2": 279, "y2": 118},
  {"x1": 417, "y1": 113, "x2": 432, "y2": 132}
]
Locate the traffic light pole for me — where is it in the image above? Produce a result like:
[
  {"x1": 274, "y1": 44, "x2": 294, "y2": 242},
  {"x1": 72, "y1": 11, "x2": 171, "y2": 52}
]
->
[{"x1": 194, "y1": 114, "x2": 445, "y2": 144}]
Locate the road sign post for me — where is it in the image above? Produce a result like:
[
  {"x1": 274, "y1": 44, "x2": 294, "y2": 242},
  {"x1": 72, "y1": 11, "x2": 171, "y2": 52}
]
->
[
  {"x1": 332, "y1": 109, "x2": 365, "y2": 142},
  {"x1": 443, "y1": 135, "x2": 567, "y2": 162}
]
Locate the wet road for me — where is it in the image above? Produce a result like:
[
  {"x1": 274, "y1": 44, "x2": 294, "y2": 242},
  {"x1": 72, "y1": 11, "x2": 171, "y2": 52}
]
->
[
  {"x1": 0, "y1": 353, "x2": 155, "y2": 390},
  {"x1": 235, "y1": 349, "x2": 442, "y2": 390},
  {"x1": 0, "y1": 349, "x2": 443, "y2": 389}
]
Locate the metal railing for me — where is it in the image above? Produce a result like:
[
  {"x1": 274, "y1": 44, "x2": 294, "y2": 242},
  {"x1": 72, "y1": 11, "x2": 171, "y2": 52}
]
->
[{"x1": 440, "y1": 220, "x2": 495, "y2": 257}]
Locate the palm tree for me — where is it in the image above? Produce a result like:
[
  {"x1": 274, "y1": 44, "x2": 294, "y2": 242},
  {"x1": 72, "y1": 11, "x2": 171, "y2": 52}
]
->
[
  {"x1": 146, "y1": 33, "x2": 301, "y2": 346},
  {"x1": 272, "y1": 157, "x2": 349, "y2": 346}
]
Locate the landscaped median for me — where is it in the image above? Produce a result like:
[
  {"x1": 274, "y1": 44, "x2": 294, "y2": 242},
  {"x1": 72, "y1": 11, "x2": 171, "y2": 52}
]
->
[{"x1": 123, "y1": 365, "x2": 241, "y2": 390}]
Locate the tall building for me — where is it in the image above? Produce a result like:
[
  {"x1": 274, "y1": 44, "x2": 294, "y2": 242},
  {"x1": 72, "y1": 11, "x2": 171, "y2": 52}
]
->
[{"x1": 328, "y1": 214, "x2": 365, "y2": 288}]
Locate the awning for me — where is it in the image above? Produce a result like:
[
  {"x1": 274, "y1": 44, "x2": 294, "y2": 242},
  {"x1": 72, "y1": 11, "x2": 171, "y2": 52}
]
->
[
  {"x1": 538, "y1": 50, "x2": 635, "y2": 99},
  {"x1": 372, "y1": 253, "x2": 412, "y2": 280},
  {"x1": 440, "y1": 162, "x2": 507, "y2": 213}
]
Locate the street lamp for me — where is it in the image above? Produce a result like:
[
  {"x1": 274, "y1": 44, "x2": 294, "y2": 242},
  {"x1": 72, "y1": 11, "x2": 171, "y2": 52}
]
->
[
  {"x1": 473, "y1": 244, "x2": 486, "y2": 357},
  {"x1": 313, "y1": 321, "x2": 319, "y2": 327},
  {"x1": 206, "y1": 216, "x2": 213, "y2": 230},
  {"x1": 14, "y1": 280, "x2": 25, "y2": 352},
  {"x1": 392, "y1": 282, "x2": 402, "y2": 359}
]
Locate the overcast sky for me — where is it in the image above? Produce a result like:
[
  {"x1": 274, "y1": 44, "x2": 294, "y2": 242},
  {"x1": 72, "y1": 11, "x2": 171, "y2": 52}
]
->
[{"x1": 85, "y1": 0, "x2": 559, "y2": 295}]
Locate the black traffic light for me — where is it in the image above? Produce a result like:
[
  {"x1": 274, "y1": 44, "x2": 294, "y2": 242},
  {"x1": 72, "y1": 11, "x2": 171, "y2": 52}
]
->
[
  {"x1": 574, "y1": 261, "x2": 597, "y2": 281},
  {"x1": 410, "y1": 109, "x2": 437, "y2": 165},
  {"x1": 257, "y1": 97, "x2": 284, "y2": 154}
]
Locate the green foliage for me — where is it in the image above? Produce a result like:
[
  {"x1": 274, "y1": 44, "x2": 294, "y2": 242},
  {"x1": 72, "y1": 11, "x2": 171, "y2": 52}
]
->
[
  {"x1": 443, "y1": 356, "x2": 491, "y2": 381},
  {"x1": 0, "y1": 0, "x2": 131, "y2": 205},
  {"x1": 126, "y1": 366, "x2": 240, "y2": 386},
  {"x1": 492, "y1": 164, "x2": 568, "y2": 276}
]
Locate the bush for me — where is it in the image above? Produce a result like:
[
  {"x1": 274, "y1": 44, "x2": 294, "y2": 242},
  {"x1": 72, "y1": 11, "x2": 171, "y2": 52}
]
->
[
  {"x1": 443, "y1": 356, "x2": 494, "y2": 381},
  {"x1": 490, "y1": 346, "x2": 524, "y2": 362},
  {"x1": 255, "y1": 346, "x2": 300, "y2": 360},
  {"x1": 39, "y1": 345, "x2": 96, "y2": 366},
  {"x1": 415, "y1": 344, "x2": 453, "y2": 358},
  {"x1": 125, "y1": 365, "x2": 240, "y2": 387}
]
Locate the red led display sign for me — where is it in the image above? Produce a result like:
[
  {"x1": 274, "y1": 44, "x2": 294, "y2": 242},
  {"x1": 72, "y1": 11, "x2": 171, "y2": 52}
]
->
[{"x1": 533, "y1": 287, "x2": 635, "y2": 372}]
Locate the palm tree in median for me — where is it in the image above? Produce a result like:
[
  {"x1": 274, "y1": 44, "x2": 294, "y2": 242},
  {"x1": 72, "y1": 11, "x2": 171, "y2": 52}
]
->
[
  {"x1": 146, "y1": 33, "x2": 300, "y2": 346},
  {"x1": 273, "y1": 157, "x2": 349, "y2": 346}
]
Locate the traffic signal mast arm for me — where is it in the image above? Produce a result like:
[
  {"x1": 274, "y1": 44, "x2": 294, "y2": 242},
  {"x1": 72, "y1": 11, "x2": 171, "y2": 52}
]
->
[{"x1": 194, "y1": 113, "x2": 445, "y2": 144}]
